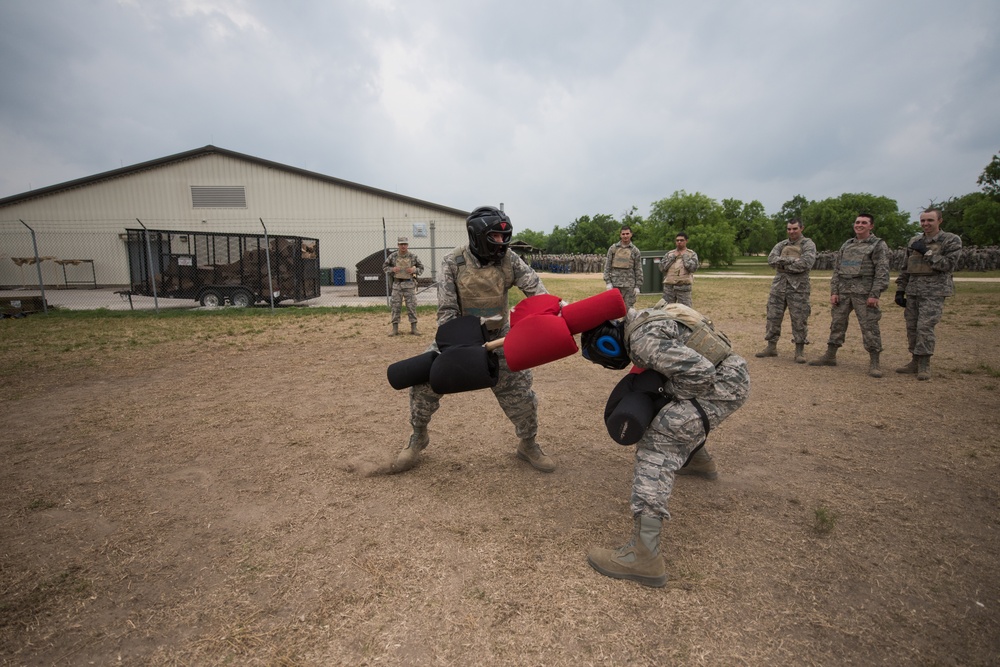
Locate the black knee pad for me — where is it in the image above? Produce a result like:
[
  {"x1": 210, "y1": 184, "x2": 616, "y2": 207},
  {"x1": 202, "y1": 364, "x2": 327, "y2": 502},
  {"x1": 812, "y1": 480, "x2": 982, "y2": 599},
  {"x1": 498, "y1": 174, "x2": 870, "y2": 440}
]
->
[
  {"x1": 387, "y1": 350, "x2": 439, "y2": 390},
  {"x1": 429, "y1": 345, "x2": 499, "y2": 394}
]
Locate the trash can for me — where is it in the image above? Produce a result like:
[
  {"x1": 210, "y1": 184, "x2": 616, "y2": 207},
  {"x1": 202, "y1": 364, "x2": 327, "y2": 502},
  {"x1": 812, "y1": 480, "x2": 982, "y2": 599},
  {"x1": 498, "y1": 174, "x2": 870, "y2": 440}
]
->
[
  {"x1": 319, "y1": 268, "x2": 333, "y2": 286},
  {"x1": 640, "y1": 251, "x2": 665, "y2": 294},
  {"x1": 332, "y1": 267, "x2": 346, "y2": 286}
]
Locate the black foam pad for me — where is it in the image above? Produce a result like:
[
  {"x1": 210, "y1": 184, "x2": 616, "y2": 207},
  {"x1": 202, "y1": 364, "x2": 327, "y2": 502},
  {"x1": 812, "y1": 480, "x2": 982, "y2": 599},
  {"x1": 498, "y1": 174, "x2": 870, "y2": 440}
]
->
[
  {"x1": 435, "y1": 315, "x2": 487, "y2": 350},
  {"x1": 387, "y1": 350, "x2": 439, "y2": 390},
  {"x1": 428, "y1": 345, "x2": 499, "y2": 394},
  {"x1": 605, "y1": 392, "x2": 656, "y2": 445}
]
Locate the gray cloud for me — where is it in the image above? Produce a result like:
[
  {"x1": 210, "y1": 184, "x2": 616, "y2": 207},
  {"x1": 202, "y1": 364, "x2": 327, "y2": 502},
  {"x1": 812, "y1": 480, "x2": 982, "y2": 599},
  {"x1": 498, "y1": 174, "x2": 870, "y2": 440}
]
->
[{"x1": 2, "y1": 0, "x2": 998, "y2": 232}]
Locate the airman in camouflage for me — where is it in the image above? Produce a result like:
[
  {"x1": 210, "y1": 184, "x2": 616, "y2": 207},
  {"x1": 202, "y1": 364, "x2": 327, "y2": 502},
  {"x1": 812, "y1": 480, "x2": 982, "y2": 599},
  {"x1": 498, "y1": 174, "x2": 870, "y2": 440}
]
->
[
  {"x1": 383, "y1": 237, "x2": 425, "y2": 336},
  {"x1": 756, "y1": 219, "x2": 817, "y2": 363},
  {"x1": 604, "y1": 226, "x2": 644, "y2": 310},
  {"x1": 809, "y1": 213, "x2": 890, "y2": 377},
  {"x1": 582, "y1": 302, "x2": 750, "y2": 587},
  {"x1": 391, "y1": 206, "x2": 555, "y2": 474},
  {"x1": 659, "y1": 232, "x2": 699, "y2": 307},
  {"x1": 894, "y1": 208, "x2": 963, "y2": 381}
]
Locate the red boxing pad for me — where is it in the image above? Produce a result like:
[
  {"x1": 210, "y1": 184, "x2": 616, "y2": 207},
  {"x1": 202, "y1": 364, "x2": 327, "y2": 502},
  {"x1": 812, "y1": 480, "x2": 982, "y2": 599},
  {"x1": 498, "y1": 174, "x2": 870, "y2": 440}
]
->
[
  {"x1": 561, "y1": 290, "x2": 627, "y2": 334},
  {"x1": 503, "y1": 314, "x2": 578, "y2": 372},
  {"x1": 510, "y1": 294, "x2": 562, "y2": 329}
]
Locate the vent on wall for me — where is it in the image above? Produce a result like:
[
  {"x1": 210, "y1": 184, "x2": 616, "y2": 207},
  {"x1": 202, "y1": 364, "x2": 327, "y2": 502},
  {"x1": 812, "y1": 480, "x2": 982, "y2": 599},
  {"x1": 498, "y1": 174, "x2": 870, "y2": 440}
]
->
[{"x1": 191, "y1": 185, "x2": 247, "y2": 208}]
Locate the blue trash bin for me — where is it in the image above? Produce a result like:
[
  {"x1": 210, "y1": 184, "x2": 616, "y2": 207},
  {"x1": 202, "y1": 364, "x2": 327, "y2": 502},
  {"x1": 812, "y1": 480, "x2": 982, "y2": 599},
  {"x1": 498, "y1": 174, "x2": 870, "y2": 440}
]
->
[{"x1": 332, "y1": 267, "x2": 347, "y2": 286}]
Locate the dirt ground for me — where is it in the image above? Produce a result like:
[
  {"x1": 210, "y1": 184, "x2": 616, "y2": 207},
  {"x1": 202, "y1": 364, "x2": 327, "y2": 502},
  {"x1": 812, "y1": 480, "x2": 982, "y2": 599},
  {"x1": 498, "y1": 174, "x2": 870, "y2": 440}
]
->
[{"x1": 2, "y1": 274, "x2": 999, "y2": 666}]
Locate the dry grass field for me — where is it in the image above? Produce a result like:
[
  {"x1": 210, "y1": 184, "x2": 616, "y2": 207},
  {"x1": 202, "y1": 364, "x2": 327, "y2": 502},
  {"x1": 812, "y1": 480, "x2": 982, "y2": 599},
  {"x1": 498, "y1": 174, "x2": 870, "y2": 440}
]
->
[{"x1": 2, "y1": 272, "x2": 999, "y2": 666}]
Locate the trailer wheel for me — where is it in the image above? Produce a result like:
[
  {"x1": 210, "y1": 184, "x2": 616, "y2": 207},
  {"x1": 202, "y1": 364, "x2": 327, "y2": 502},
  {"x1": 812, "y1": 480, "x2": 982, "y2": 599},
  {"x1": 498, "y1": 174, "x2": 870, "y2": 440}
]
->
[
  {"x1": 200, "y1": 289, "x2": 224, "y2": 307},
  {"x1": 230, "y1": 289, "x2": 254, "y2": 308}
]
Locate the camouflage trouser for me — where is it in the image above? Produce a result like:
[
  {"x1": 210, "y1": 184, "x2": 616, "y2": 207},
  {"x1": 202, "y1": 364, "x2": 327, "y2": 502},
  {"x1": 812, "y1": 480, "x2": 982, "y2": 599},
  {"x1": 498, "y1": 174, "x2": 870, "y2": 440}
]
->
[
  {"x1": 904, "y1": 295, "x2": 944, "y2": 356},
  {"x1": 764, "y1": 288, "x2": 811, "y2": 344},
  {"x1": 826, "y1": 294, "x2": 882, "y2": 353},
  {"x1": 390, "y1": 282, "x2": 418, "y2": 324},
  {"x1": 661, "y1": 284, "x2": 693, "y2": 308},
  {"x1": 409, "y1": 349, "x2": 538, "y2": 440},
  {"x1": 614, "y1": 286, "x2": 637, "y2": 310},
  {"x1": 632, "y1": 355, "x2": 750, "y2": 519},
  {"x1": 610, "y1": 270, "x2": 639, "y2": 310}
]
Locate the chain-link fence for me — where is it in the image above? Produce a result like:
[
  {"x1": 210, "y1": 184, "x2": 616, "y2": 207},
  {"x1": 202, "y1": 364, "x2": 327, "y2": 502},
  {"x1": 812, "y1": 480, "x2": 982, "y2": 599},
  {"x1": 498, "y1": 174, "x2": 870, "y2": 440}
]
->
[{"x1": 0, "y1": 217, "x2": 467, "y2": 314}]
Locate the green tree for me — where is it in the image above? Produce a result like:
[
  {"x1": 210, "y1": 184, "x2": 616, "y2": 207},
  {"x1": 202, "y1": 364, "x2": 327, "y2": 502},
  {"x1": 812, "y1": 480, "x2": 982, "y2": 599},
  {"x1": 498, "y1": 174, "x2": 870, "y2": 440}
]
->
[
  {"x1": 722, "y1": 198, "x2": 772, "y2": 255},
  {"x1": 801, "y1": 194, "x2": 915, "y2": 251},
  {"x1": 513, "y1": 228, "x2": 548, "y2": 251},
  {"x1": 546, "y1": 225, "x2": 571, "y2": 254},
  {"x1": 939, "y1": 192, "x2": 1000, "y2": 245},
  {"x1": 647, "y1": 191, "x2": 736, "y2": 267},
  {"x1": 567, "y1": 214, "x2": 622, "y2": 254},
  {"x1": 976, "y1": 152, "x2": 1000, "y2": 198}
]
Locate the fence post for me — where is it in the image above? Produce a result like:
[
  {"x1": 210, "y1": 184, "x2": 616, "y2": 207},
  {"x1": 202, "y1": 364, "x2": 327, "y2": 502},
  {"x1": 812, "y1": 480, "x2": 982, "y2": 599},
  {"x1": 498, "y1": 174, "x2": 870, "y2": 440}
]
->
[
  {"x1": 260, "y1": 218, "x2": 275, "y2": 312},
  {"x1": 136, "y1": 219, "x2": 160, "y2": 315},
  {"x1": 18, "y1": 220, "x2": 48, "y2": 315}
]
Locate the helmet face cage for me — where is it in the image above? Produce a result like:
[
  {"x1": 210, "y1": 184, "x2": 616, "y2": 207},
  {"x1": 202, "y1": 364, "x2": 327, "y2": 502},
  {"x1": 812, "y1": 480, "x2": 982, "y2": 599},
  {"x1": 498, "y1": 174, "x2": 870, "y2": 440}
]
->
[
  {"x1": 467, "y1": 206, "x2": 513, "y2": 262},
  {"x1": 581, "y1": 320, "x2": 630, "y2": 370}
]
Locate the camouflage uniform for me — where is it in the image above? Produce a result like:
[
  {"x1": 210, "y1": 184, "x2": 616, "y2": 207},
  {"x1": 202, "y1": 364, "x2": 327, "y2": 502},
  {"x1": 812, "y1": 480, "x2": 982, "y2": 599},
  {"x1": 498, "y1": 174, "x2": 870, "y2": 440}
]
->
[
  {"x1": 604, "y1": 242, "x2": 643, "y2": 310},
  {"x1": 764, "y1": 237, "x2": 817, "y2": 344},
  {"x1": 659, "y1": 249, "x2": 699, "y2": 307},
  {"x1": 895, "y1": 231, "x2": 962, "y2": 356},
  {"x1": 624, "y1": 310, "x2": 750, "y2": 519},
  {"x1": 409, "y1": 245, "x2": 547, "y2": 439},
  {"x1": 383, "y1": 249, "x2": 424, "y2": 325},
  {"x1": 824, "y1": 235, "x2": 890, "y2": 352}
]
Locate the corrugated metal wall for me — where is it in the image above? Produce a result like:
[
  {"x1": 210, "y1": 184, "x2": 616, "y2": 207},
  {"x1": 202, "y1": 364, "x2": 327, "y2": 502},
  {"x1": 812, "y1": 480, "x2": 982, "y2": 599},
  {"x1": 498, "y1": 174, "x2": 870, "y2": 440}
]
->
[{"x1": 0, "y1": 153, "x2": 472, "y2": 286}]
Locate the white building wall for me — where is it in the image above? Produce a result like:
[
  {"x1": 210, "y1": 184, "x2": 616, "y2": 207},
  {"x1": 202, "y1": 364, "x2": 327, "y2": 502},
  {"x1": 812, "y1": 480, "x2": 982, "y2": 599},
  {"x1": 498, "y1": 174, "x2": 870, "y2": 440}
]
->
[{"x1": 0, "y1": 153, "x2": 471, "y2": 287}]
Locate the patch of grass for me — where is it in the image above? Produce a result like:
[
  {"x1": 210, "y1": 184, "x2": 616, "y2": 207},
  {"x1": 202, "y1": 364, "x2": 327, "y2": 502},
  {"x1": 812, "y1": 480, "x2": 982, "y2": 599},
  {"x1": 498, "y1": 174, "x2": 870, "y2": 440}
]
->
[
  {"x1": 812, "y1": 506, "x2": 838, "y2": 535},
  {"x1": 27, "y1": 497, "x2": 58, "y2": 511}
]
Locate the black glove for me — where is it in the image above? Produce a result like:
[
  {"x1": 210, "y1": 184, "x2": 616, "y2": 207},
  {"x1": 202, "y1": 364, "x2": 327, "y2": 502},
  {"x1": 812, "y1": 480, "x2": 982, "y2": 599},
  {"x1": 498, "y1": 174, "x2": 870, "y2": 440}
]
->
[
  {"x1": 909, "y1": 239, "x2": 928, "y2": 255},
  {"x1": 894, "y1": 291, "x2": 907, "y2": 308}
]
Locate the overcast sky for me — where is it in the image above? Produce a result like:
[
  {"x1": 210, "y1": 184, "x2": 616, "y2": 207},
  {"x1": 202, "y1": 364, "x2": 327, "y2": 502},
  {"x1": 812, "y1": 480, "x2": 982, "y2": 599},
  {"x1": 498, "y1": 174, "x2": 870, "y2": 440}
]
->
[{"x1": 2, "y1": 0, "x2": 998, "y2": 233}]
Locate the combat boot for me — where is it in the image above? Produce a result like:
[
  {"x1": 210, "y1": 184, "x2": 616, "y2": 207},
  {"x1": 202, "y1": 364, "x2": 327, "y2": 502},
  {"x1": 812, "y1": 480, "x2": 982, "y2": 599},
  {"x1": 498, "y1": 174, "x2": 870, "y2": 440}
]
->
[
  {"x1": 388, "y1": 323, "x2": 399, "y2": 337},
  {"x1": 587, "y1": 514, "x2": 667, "y2": 588},
  {"x1": 868, "y1": 351, "x2": 883, "y2": 378},
  {"x1": 516, "y1": 437, "x2": 556, "y2": 473},
  {"x1": 794, "y1": 343, "x2": 807, "y2": 364},
  {"x1": 809, "y1": 344, "x2": 838, "y2": 366},
  {"x1": 391, "y1": 427, "x2": 428, "y2": 473},
  {"x1": 410, "y1": 322, "x2": 419, "y2": 335},
  {"x1": 755, "y1": 341, "x2": 778, "y2": 358},
  {"x1": 917, "y1": 355, "x2": 931, "y2": 381},
  {"x1": 896, "y1": 355, "x2": 918, "y2": 374},
  {"x1": 676, "y1": 447, "x2": 718, "y2": 480}
]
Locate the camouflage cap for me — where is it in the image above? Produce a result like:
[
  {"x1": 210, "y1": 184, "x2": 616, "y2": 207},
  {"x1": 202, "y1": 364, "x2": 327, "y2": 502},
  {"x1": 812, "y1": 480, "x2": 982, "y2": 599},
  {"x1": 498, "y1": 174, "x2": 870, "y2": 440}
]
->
[{"x1": 397, "y1": 237, "x2": 409, "y2": 244}]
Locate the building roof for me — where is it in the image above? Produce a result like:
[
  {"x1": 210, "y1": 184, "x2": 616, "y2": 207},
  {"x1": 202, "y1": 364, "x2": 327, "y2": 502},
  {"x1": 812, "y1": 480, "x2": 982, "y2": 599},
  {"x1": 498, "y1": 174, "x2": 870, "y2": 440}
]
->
[{"x1": 0, "y1": 145, "x2": 470, "y2": 217}]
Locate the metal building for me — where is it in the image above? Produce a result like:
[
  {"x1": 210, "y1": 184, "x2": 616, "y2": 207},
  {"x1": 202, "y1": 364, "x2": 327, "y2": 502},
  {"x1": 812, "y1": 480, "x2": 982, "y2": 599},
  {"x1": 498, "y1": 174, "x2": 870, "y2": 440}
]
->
[{"x1": 0, "y1": 145, "x2": 471, "y2": 288}]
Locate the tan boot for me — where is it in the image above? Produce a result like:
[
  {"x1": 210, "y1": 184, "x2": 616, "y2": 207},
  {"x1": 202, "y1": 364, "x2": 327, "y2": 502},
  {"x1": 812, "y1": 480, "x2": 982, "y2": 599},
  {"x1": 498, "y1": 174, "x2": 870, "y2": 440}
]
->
[
  {"x1": 391, "y1": 427, "x2": 428, "y2": 473},
  {"x1": 896, "y1": 355, "x2": 918, "y2": 374},
  {"x1": 388, "y1": 323, "x2": 399, "y2": 337},
  {"x1": 410, "y1": 322, "x2": 419, "y2": 335},
  {"x1": 676, "y1": 447, "x2": 718, "y2": 480},
  {"x1": 809, "y1": 344, "x2": 838, "y2": 366},
  {"x1": 587, "y1": 514, "x2": 667, "y2": 588},
  {"x1": 794, "y1": 343, "x2": 807, "y2": 364},
  {"x1": 755, "y1": 341, "x2": 778, "y2": 358},
  {"x1": 868, "y1": 351, "x2": 883, "y2": 378},
  {"x1": 516, "y1": 437, "x2": 556, "y2": 472},
  {"x1": 917, "y1": 355, "x2": 931, "y2": 381}
]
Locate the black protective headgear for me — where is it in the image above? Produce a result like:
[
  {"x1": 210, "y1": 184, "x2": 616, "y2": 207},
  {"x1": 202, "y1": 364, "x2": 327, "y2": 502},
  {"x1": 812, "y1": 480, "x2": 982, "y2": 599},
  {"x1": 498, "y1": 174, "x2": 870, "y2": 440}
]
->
[
  {"x1": 581, "y1": 319, "x2": 630, "y2": 370},
  {"x1": 466, "y1": 206, "x2": 513, "y2": 263}
]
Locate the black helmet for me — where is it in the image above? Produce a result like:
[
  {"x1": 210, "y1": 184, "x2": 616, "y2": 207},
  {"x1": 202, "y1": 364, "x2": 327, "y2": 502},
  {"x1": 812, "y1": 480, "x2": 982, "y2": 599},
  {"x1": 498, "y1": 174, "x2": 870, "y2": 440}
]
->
[
  {"x1": 581, "y1": 319, "x2": 630, "y2": 370},
  {"x1": 467, "y1": 206, "x2": 513, "y2": 263}
]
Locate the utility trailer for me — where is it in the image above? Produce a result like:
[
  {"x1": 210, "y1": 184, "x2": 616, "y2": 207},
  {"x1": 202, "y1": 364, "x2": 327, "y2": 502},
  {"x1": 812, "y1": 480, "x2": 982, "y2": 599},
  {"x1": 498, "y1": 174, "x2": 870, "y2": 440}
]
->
[{"x1": 125, "y1": 228, "x2": 321, "y2": 307}]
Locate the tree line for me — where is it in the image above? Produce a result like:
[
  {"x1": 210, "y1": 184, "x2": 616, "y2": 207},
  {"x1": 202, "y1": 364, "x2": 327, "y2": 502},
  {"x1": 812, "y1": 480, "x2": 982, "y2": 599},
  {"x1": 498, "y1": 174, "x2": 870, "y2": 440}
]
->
[{"x1": 515, "y1": 152, "x2": 1000, "y2": 268}]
